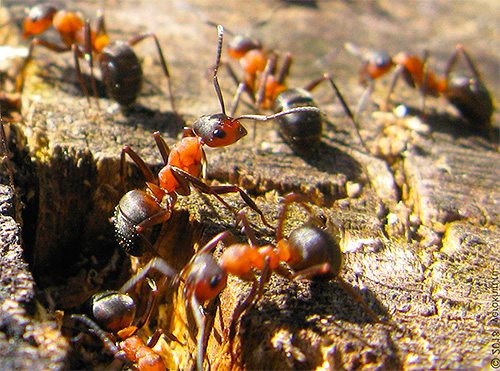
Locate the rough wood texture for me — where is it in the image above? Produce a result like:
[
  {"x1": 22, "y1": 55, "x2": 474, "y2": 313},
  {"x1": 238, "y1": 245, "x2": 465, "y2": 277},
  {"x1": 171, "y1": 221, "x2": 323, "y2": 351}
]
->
[{"x1": 1, "y1": 0, "x2": 499, "y2": 370}]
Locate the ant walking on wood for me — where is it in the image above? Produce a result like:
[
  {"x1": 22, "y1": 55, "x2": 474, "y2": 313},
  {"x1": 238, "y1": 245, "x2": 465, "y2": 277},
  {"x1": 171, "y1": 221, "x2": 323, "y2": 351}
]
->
[
  {"x1": 113, "y1": 25, "x2": 321, "y2": 257},
  {"x1": 345, "y1": 43, "x2": 495, "y2": 141},
  {"x1": 20, "y1": 4, "x2": 176, "y2": 111}
]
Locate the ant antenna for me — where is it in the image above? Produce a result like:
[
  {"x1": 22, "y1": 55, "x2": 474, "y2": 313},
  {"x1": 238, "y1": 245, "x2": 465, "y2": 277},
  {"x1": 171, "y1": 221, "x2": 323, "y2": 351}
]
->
[
  {"x1": 235, "y1": 106, "x2": 322, "y2": 122},
  {"x1": 214, "y1": 25, "x2": 226, "y2": 116}
]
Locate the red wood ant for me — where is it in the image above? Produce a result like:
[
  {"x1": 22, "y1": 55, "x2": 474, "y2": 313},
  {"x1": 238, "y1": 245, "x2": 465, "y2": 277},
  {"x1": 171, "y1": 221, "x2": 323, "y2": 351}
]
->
[
  {"x1": 20, "y1": 5, "x2": 176, "y2": 111},
  {"x1": 345, "y1": 43, "x2": 494, "y2": 137},
  {"x1": 226, "y1": 43, "x2": 368, "y2": 154},
  {"x1": 113, "y1": 25, "x2": 321, "y2": 257},
  {"x1": 176, "y1": 193, "x2": 383, "y2": 370},
  {"x1": 70, "y1": 259, "x2": 177, "y2": 371}
]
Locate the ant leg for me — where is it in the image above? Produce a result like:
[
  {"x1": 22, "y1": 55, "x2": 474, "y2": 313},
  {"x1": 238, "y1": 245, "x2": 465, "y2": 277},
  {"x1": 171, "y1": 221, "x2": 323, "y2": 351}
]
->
[
  {"x1": 95, "y1": 10, "x2": 107, "y2": 38},
  {"x1": 127, "y1": 31, "x2": 176, "y2": 113},
  {"x1": 276, "y1": 193, "x2": 312, "y2": 241},
  {"x1": 190, "y1": 296, "x2": 207, "y2": 371},
  {"x1": 120, "y1": 145, "x2": 156, "y2": 190},
  {"x1": 171, "y1": 167, "x2": 272, "y2": 228},
  {"x1": 221, "y1": 61, "x2": 255, "y2": 116},
  {"x1": 322, "y1": 74, "x2": 369, "y2": 153},
  {"x1": 133, "y1": 278, "x2": 159, "y2": 330},
  {"x1": 71, "y1": 314, "x2": 133, "y2": 368},
  {"x1": 152, "y1": 131, "x2": 171, "y2": 164},
  {"x1": 455, "y1": 45, "x2": 482, "y2": 80},
  {"x1": 356, "y1": 79, "x2": 374, "y2": 119},
  {"x1": 385, "y1": 63, "x2": 405, "y2": 111},
  {"x1": 147, "y1": 329, "x2": 164, "y2": 348},
  {"x1": 337, "y1": 277, "x2": 382, "y2": 323},
  {"x1": 196, "y1": 230, "x2": 236, "y2": 257},
  {"x1": 119, "y1": 257, "x2": 177, "y2": 294},
  {"x1": 236, "y1": 210, "x2": 259, "y2": 247},
  {"x1": 276, "y1": 53, "x2": 292, "y2": 86},
  {"x1": 419, "y1": 49, "x2": 431, "y2": 115},
  {"x1": 83, "y1": 20, "x2": 100, "y2": 110},
  {"x1": 255, "y1": 54, "x2": 277, "y2": 111},
  {"x1": 292, "y1": 263, "x2": 331, "y2": 280},
  {"x1": 229, "y1": 81, "x2": 248, "y2": 118},
  {"x1": 15, "y1": 38, "x2": 71, "y2": 92},
  {"x1": 228, "y1": 276, "x2": 259, "y2": 365},
  {"x1": 72, "y1": 44, "x2": 93, "y2": 108}
]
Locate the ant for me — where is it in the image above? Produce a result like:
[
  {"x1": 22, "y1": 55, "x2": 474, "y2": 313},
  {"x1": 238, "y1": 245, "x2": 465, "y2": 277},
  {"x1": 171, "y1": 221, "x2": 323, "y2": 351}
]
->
[
  {"x1": 70, "y1": 258, "x2": 177, "y2": 371},
  {"x1": 20, "y1": 4, "x2": 176, "y2": 111},
  {"x1": 223, "y1": 39, "x2": 368, "y2": 154},
  {"x1": 113, "y1": 25, "x2": 321, "y2": 257},
  {"x1": 345, "y1": 43, "x2": 495, "y2": 139},
  {"x1": 175, "y1": 193, "x2": 383, "y2": 370}
]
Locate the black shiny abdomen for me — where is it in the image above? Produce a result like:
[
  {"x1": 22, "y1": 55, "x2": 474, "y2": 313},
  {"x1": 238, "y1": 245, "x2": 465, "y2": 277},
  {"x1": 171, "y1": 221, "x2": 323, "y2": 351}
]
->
[
  {"x1": 287, "y1": 225, "x2": 343, "y2": 280},
  {"x1": 85, "y1": 291, "x2": 136, "y2": 333},
  {"x1": 100, "y1": 42, "x2": 143, "y2": 107},
  {"x1": 273, "y1": 88, "x2": 322, "y2": 153},
  {"x1": 112, "y1": 190, "x2": 160, "y2": 256},
  {"x1": 445, "y1": 72, "x2": 494, "y2": 129}
]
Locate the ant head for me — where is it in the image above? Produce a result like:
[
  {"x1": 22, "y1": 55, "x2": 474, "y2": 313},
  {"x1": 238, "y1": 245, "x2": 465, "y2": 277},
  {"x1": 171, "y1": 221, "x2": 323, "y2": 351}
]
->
[
  {"x1": 184, "y1": 253, "x2": 227, "y2": 303},
  {"x1": 192, "y1": 113, "x2": 248, "y2": 147},
  {"x1": 22, "y1": 4, "x2": 57, "y2": 38},
  {"x1": 85, "y1": 291, "x2": 136, "y2": 334},
  {"x1": 227, "y1": 34, "x2": 262, "y2": 59}
]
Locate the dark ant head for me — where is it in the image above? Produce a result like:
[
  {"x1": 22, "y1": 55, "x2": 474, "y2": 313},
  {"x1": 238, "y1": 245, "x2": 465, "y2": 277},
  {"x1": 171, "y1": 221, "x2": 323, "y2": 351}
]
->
[
  {"x1": 192, "y1": 113, "x2": 248, "y2": 147},
  {"x1": 22, "y1": 4, "x2": 58, "y2": 38},
  {"x1": 286, "y1": 224, "x2": 343, "y2": 281},
  {"x1": 227, "y1": 34, "x2": 262, "y2": 59},
  {"x1": 184, "y1": 253, "x2": 227, "y2": 304},
  {"x1": 85, "y1": 291, "x2": 136, "y2": 334}
]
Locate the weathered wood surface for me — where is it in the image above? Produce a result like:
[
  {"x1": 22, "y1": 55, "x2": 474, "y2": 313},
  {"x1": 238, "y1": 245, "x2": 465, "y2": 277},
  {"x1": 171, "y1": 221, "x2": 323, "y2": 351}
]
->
[{"x1": 1, "y1": 0, "x2": 499, "y2": 370}]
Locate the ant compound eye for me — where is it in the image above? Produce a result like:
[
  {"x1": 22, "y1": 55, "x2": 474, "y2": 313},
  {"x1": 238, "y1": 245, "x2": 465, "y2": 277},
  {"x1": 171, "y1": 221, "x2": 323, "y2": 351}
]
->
[
  {"x1": 210, "y1": 275, "x2": 223, "y2": 289},
  {"x1": 213, "y1": 129, "x2": 226, "y2": 139}
]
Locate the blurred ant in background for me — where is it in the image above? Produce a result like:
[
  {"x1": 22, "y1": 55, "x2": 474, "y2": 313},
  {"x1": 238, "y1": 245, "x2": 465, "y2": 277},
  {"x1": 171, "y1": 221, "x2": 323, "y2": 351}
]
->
[
  {"x1": 210, "y1": 27, "x2": 368, "y2": 154},
  {"x1": 19, "y1": 4, "x2": 176, "y2": 111},
  {"x1": 345, "y1": 42, "x2": 495, "y2": 141},
  {"x1": 113, "y1": 25, "x2": 321, "y2": 257}
]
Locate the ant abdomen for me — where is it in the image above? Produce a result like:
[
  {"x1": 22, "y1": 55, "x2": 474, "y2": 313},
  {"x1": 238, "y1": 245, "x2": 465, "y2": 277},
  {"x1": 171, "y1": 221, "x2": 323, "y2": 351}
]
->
[
  {"x1": 273, "y1": 88, "x2": 322, "y2": 152},
  {"x1": 112, "y1": 189, "x2": 167, "y2": 257},
  {"x1": 84, "y1": 291, "x2": 136, "y2": 333},
  {"x1": 100, "y1": 42, "x2": 143, "y2": 107},
  {"x1": 286, "y1": 225, "x2": 343, "y2": 281},
  {"x1": 445, "y1": 72, "x2": 494, "y2": 129}
]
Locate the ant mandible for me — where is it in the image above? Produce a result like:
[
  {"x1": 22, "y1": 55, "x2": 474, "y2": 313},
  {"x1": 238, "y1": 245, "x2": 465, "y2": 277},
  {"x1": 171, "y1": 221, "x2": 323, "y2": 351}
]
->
[
  {"x1": 113, "y1": 25, "x2": 321, "y2": 257},
  {"x1": 71, "y1": 258, "x2": 177, "y2": 371},
  {"x1": 345, "y1": 43, "x2": 494, "y2": 139},
  {"x1": 20, "y1": 4, "x2": 176, "y2": 111}
]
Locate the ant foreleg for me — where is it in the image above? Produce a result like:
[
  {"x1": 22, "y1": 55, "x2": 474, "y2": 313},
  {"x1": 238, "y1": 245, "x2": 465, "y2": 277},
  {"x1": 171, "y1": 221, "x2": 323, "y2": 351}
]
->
[
  {"x1": 337, "y1": 277, "x2": 382, "y2": 323},
  {"x1": 120, "y1": 145, "x2": 156, "y2": 191},
  {"x1": 171, "y1": 167, "x2": 272, "y2": 228},
  {"x1": 119, "y1": 257, "x2": 177, "y2": 294},
  {"x1": 71, "y1": 314, "x2": 134, "y2": 368}
]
